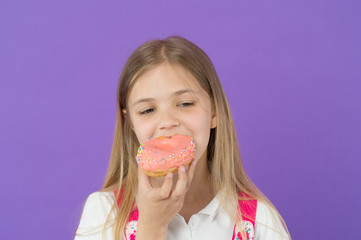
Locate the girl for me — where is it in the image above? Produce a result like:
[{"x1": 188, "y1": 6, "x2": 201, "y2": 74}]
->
[{"x1": 75, "y1": 36, "x2": 291, "y2": 240}]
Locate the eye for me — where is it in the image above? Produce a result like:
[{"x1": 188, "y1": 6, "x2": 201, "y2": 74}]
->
[
  {"x1": 140, "y1": 108, "x2": 155, "y2": 115},
  {"x1": 178, "y1": 102, "x2": 194, "y2": 107}
]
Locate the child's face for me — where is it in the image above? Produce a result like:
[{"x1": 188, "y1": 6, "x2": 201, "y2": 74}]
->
[{"x1": 127, "y1": 62, "x2": 217, "y2": 163}]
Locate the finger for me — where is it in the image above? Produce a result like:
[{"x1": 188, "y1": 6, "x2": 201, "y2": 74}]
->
[
  {"x1": 138, "y1": 167, "x2": 152, "y2": 192},
  {"x1": 158, "y1": 172, "x2": 173, "y2": 199},
  {"x1": 172, "y1": 166, "x2": 187, "y2": 199},
  {"x1": 186, "y1": 160, "x2": 197, "y2": 188}
]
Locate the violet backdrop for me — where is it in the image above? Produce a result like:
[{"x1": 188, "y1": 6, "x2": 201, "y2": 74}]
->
[{"x1": 1, "y1": 0, "x2": 360, "y2": 239}]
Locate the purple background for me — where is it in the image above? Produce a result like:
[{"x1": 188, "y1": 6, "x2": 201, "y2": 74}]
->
[{"x1": 1, "y1": 0, "x2": 360, "y2": 239}]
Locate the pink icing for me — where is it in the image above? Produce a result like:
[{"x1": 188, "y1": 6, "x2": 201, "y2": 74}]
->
[{"x1": 136, "y1": 135, "x2": 196, "y2": 172}]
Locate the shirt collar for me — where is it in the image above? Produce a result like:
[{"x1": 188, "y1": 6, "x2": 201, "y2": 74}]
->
[{"x1": 198, "y1": 194, "x2": 221, "y2": 221}]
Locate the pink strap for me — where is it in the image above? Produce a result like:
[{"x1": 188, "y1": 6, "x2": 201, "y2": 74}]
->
[
  {"x1": 231, "y1": 192, "x2": 257, "y2": 240},
  {"x1": 114, "y1": 189, "x2": 139, "y2": 221},
  {"x1": 114, "y1": 190, "x2": 257, "y2": 240}
]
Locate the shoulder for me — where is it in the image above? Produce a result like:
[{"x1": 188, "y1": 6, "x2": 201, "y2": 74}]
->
[
  {"x1": 81, "y1": 191, "x2": 116, "y2": 220},
  {"x1": 76, "y1": 191, "x2": 116, "y2": 235},
  {"x1": 254, "y1": 201, "x2": 290, "y2": 240},
  {"x1": 255, "y1": 201, "x2": 277, "y2": 223},
  {"x1": 83, "y1": 191, "x2": 116, "y2": 209}
]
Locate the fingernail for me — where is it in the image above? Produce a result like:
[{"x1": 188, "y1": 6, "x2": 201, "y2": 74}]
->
[
  {"x1": 167, "y1": 172, "x2": 173, "y2": 178},
  {"x1": 180, "y1": 166, "x2": 185, "y2": 172}
]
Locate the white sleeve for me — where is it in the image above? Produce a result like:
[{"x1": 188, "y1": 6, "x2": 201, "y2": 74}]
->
[
  {"x1": 74, "y1": 191, "x2": 117, "y2": 240},
  {"x1": 254, "y1": 201, "x2": 290, "y2": 240}
]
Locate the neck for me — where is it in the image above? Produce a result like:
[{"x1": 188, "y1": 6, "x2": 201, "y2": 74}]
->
[
  {"x1": 180, "y1": 158, "x2": 215, "y2": 223},
  {"x1": 184, "y1": 158, "x2": 214, "y2": 203}
]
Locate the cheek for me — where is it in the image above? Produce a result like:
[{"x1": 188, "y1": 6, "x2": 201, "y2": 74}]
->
[
  {"x1": 182, "y1": 111, "x2": 212, "y2": 157},
  {"x1": 185, "y1": 110, "x2": 213, "y2": 131},
  {"x1": 131, "y1": 117, "x2": 154, "y2": 144}
]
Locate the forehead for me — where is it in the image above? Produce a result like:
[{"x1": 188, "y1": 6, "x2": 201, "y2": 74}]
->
[{"x1": 128, "y1": 63, "x2": 205, "y2": 104}]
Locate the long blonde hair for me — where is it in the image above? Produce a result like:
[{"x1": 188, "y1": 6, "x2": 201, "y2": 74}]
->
[{"x1": 98, "y1": 36, "x2": 290, "y2": 239}]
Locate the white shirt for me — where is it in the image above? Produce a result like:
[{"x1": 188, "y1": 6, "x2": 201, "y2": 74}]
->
[{"x1": 74, "y1": 191, "x2": 289, "y2": 240}]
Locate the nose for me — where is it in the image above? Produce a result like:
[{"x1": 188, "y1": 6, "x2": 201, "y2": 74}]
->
[{"x1": 158, "y1": 111, "x2": 179, "y2": 130}]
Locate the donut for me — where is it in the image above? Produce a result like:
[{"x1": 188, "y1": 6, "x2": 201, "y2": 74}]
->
[{"x1": 136, "y1": 134, "x2": 196, "y2": 177}]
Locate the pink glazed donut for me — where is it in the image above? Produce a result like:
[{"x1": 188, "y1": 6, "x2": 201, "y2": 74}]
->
[{"x1": 136, "y1": 135, "x2": 196, "y2": 177}]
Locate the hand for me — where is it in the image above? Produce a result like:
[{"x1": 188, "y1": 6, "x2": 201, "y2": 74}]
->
[{"x1": 135, "y1": 160, "x2": 197, "y2": 239}]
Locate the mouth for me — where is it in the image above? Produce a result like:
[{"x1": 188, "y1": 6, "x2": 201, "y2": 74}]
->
[
  {"x1": 155, "y1": 135, "x2": 175, "y2": 139},
  {"x1": 156, "y1": 134, "x2": 190, "y2": 139}
]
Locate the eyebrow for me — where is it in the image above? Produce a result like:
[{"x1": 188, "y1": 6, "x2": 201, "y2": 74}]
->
[{"x1": 131, "y1": 89, "x2": 200, "y2": 107}]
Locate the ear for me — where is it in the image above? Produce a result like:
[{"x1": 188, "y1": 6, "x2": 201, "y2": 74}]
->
[
  {"x1": 122, "y1": 109, "x2": 134, "y2": 130},
  {"x1": 210, "y1": 109, "x2": 217, "y2": 129}
]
